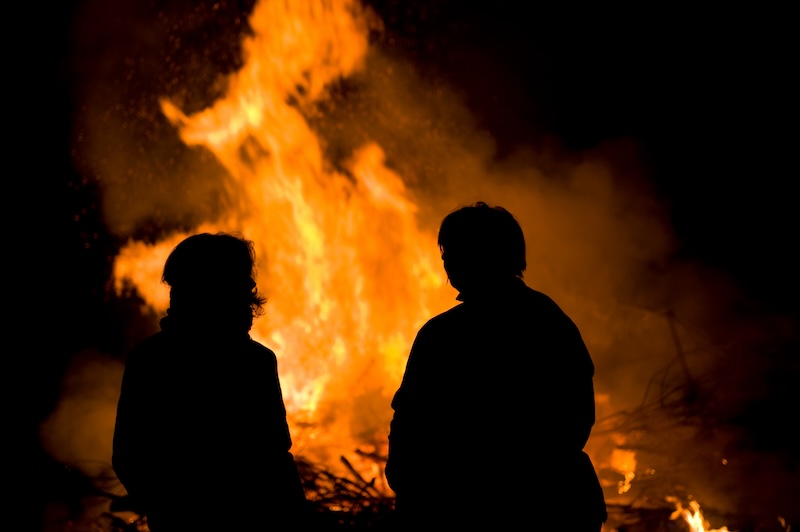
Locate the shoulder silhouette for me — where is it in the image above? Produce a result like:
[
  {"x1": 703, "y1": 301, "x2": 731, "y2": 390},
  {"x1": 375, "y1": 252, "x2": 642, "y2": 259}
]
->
[{"x1": 386, "y1": 202, "x2": 607, "y2": 531}]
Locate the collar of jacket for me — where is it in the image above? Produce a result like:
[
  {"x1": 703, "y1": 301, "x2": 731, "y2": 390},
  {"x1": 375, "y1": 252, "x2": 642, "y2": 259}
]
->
[{"x1": 455, "y1": 276, "x2": 526, "y2": 302}]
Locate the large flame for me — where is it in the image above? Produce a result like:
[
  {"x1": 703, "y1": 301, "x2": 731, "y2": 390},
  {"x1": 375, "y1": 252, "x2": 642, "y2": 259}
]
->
[{"x1": 112, "y1": 0, "x2": 454, "y2": 484}]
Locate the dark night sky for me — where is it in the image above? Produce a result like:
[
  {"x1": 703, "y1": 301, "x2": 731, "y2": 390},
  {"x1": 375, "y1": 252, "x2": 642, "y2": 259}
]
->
[
  {"x1": 11, "y1": 1, "x2": 798, "y2": 530},
  {"x1": 370, "y1": 2, "x2": 798, "y2": 316}
]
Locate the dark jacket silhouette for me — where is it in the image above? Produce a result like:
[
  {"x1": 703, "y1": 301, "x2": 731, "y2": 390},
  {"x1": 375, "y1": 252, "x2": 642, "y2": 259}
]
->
[
  {"x1": 386, "y1": 202, "x2": 607, "y2": 531},
  {"x1": 112, "y1": 232, "x2": 307, "y2": 531}
]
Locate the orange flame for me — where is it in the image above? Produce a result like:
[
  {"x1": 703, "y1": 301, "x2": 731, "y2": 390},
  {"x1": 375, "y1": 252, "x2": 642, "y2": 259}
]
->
[
  {"x1": 668, "y1": 497, "x2": 730, "y2": 532},
  {"x1": 112, "y1": 0, "x2": 455, "y2": 483}
]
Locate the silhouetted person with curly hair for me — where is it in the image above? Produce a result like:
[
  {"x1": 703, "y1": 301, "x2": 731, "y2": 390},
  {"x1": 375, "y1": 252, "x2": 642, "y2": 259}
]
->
[
  {"x1": 112, "y1": 232, "x2": 307, "y2": 531},
  {"x1": 386, "y1": 202, "x2": 607, "y2": 531}
]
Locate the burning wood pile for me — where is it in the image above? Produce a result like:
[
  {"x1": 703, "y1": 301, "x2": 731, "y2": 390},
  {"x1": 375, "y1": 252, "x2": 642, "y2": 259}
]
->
[
  {"x1": 96, "y1": 456, "x2": 397, "y2": 531},
  {"x1": 57, "y1": 453, "x2": 744, "y2": 532}
]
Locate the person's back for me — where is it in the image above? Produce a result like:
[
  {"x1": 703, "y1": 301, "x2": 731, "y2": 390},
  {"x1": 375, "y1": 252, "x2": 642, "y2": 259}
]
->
[
  {"x1": 386, "y1": 202, "x2": 607, "y2": 530},
  {"x1": 112, "y1": 232, "x2": 307, "y2": 531}
]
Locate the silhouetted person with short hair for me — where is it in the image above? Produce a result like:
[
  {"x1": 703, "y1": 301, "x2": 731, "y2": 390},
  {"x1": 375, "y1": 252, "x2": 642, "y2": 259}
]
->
[
  {"x1": 112, "y1": 232, "x2": 307, "y2": 531},
  {"x1": 386, "y1": 202, "x2": 607, "y2": 531}
]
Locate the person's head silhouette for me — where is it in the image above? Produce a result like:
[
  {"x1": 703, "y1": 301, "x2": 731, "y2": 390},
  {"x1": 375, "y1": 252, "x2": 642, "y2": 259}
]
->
[
  {"x1": 437, "y1": 201, "x2": 526, "y2": 297},
  {"x1": 160, "y1": 232, "x2": 266, "y2": 334}
]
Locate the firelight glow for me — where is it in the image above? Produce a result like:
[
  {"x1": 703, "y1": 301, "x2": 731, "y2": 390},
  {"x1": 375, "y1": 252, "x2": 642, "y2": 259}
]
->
[
  {"x1": 112, "y1": 0, "x2": 455, "y2": 484},
  {"x1": 103, "y1": 1, "x2": 732, "y2": 528},
  {"x1": 668, "y1": 498, "x2": 730, "y2": 532}
]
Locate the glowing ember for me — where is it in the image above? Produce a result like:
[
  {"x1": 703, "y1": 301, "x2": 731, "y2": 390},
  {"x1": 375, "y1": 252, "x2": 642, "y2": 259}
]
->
[
  {"x1": 668, "y1": 497, "x2": 729, "y2": 532},
  {"x1": 112, "y1": 0, "x2": 454, "y2": 484},
  {"x1": 609, "y1": 446, "x2": 636, "y2": 494}
]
